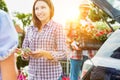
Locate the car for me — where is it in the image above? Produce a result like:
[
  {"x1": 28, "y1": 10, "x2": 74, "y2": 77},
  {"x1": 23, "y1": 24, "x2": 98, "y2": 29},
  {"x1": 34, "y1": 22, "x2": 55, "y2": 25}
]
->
[{"x1": 81, "y1": 0, "x2": 120, "y2": 80}]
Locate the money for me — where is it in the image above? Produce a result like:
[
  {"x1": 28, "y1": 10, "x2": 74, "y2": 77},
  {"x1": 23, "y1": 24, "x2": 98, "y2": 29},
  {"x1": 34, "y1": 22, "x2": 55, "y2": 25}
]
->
[{"x1": 22, "y1": 47, "x2": 31, "y2": 53}]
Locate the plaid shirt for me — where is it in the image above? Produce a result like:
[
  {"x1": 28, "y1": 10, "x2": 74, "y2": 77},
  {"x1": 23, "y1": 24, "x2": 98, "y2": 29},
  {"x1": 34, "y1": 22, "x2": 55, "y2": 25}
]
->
[{"x1": 22, "y1": 20, "x2": 68, "y2": 80}]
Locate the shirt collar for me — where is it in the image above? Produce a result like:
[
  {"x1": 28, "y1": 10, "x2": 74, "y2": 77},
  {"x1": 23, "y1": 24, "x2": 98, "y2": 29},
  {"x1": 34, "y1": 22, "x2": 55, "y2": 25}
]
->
[
  {"x1": 33, "y1": 19, "x2": 53, "y2": 31},
  {"x1": 45, "y1": 19, "x2": 53, "y2": 28}
]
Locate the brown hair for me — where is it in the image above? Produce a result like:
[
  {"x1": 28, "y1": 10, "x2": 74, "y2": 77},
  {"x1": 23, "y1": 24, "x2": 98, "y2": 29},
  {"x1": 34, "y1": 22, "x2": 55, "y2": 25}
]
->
[{"x1": 32, "y1": 0, "x2": 54, "y2": 30}]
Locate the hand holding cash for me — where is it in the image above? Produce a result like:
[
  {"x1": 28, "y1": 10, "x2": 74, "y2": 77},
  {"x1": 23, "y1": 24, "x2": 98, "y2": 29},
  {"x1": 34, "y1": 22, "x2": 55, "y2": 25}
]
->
[{"x1": 31, "y1": 50, "x2": 54, "y2": 60}]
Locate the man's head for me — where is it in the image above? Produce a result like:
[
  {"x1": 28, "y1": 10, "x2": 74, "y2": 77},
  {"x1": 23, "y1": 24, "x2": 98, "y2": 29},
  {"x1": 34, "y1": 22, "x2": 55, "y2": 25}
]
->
[{"x1": 79, "y1": 0, "x2": 90, "y2": 19}]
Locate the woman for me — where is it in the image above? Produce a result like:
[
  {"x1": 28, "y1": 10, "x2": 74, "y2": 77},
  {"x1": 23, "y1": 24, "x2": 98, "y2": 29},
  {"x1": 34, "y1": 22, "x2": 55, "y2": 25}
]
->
[
  {"x1": 0, "y1": 10, "x2": 18, "y2": 80},
  {"x1": 22, "y1": 0, "x2": 68, "y2": 80}
]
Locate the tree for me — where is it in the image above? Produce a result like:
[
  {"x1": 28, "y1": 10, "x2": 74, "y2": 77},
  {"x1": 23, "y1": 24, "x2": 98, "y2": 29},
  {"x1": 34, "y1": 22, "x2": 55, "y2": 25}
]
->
[
  {"x1": 0, "y1": 0, "x2": 8, "y2": 12},
  {"x1": 13, "y1": 12, "x2": 32, "y2": 47},
  {"x1": 14, "y1": 12, "x2": 32, "y2": 31}
]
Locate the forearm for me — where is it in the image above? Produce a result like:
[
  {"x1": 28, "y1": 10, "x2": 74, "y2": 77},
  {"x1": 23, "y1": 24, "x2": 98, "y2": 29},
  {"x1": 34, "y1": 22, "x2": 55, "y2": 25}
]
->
[
  {"x1": 50, "y1": 50, "x2": 67, "y2": 61},
  {"x1": 0, "y1": 53, "x2": 18, "y2": 80}
]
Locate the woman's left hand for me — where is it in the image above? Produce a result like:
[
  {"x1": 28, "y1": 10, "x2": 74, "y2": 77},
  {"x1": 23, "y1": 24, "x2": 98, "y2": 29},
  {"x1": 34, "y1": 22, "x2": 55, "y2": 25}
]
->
[
  {"x1": 31, "y1": 50, "x2": 54, "y2": 60},
  {"x1": 31, "y1": 50, "x2": 44, "y2": 58}
]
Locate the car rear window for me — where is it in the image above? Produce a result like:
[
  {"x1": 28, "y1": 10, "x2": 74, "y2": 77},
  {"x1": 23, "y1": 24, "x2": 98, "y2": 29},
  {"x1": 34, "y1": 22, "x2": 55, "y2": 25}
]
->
[{"x1": 111, "y1": 47, "x2": 120, "y2": 59}]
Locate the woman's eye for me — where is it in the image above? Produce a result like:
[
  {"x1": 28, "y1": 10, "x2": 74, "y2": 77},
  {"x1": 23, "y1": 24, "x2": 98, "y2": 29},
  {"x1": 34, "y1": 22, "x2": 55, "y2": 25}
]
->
[
  {"x1": 41, "y1": 6, "x2": 46, "y2": 9},
  {"x1": 35, "y1": 7, "x2": 39, "y2": 10},
  {"x1": 35, "y1": 6, "x2": 46, "y2": 10}
]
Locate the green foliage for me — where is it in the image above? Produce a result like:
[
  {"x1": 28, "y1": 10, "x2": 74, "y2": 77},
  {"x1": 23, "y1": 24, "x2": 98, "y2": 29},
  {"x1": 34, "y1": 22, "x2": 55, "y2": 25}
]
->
[
  {"x1": 13, "y1": 12, "x2": 32, "y2": 48},
  {"x1": 93, "y1": 21, "x2": 112, "y2": 42},
  {"x1": 88, "y1": 4, "x2": 109, "y2": 22},
  {"x1": 113, "y1": 25, "x2": 120, "y2": 30},
  {"x1": 14, "y1": 12, "x2": 32, "y2": 28},
  {"x1": 88, "y1": 7, "x2": 101, "y2": 22},
  {"x1": 0, "y1": 0, "x2": 8, "y2": 12},
  {"x1": 16, "y1": 56, "x2": 29, "y2": 70},
  {"x1": 93, "y1": 21, "x2": 109, "y2": 30}
]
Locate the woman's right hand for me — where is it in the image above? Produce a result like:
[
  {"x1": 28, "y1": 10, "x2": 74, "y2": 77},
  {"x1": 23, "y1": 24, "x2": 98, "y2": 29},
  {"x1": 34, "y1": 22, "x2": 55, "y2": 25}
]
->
[
  {"x1": 21, "y1": 48, "x2": 32, "y2": 58},
  {"x1": 21, "y1": 52, "x2": 32, "y2": 58}
]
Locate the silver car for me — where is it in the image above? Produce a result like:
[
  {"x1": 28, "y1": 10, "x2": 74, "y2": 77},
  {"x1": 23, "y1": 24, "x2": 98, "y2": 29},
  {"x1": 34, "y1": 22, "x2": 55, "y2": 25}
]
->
[{"x1": 81, "y1": 0, "x2": 120, "y2": 80}]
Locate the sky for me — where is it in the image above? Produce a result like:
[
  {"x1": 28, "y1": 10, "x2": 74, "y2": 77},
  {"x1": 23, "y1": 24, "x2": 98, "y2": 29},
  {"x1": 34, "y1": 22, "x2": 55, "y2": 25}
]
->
[{"x1": 5, "y1": 0, "x2": 81, "y2": 26}]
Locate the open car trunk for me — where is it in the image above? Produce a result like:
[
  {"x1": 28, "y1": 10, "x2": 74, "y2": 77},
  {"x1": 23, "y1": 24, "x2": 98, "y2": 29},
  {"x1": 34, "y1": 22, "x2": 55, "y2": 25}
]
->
[{"x1": 90, "y1": 0, "x2": 120, "y2": 23}]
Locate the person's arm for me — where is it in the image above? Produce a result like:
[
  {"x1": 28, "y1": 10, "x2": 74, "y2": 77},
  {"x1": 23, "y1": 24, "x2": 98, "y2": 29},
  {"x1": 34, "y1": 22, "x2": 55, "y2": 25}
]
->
[
  {"x1": 50, "y1": 24, "x2": 69, "y2": 61},
  {"x1": 0, "y1": 10, "x2": 18, "y2": 61},
  {"x1": 0, "y1": 10, "x2": 18, "y2": 80}
]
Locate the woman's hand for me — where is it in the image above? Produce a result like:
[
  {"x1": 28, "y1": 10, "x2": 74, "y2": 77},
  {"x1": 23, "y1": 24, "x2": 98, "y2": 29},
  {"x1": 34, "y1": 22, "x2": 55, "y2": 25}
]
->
[
  {"x1": 31, "y1": 50, "x2": 54, "y2": 60},
  {"x1": 31, "y1": 50, "x2": 44, "y2": 58},
  {"x1": 42, "y1": 51, "x2": 54, "y2": 60},
  {"x1": 21, "y1": 48, "x2": 32, "y2": 58}
]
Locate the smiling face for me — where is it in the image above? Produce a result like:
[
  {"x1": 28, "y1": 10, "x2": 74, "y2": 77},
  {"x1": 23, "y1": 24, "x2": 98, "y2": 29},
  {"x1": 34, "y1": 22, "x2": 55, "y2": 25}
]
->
[{"x1": 35, "y1": 1, "x2": 50, "y2": 24}]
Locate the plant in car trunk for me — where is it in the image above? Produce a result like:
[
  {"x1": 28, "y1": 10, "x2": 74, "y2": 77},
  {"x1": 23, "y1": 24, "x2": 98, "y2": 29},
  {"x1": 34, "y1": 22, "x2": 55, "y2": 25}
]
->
[
  {"x1": 92, "y1": 21, "x2": 112, "y2": 42},
  {"x1": 65, "y1": 2, "x2": 120, "y2": 50},
  {"x1": 65, "y1": 20, "x2": 104, "y2": 50},
  {"x1": 87, "y1": 3, "x2": 119, "y2": 42},
  {"x1": 88, "y1": 4, "x2": 109, "y2": 22}
]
